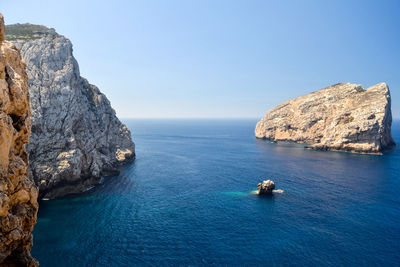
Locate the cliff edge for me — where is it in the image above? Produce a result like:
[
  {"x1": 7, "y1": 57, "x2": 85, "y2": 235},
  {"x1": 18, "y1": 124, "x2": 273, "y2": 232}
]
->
[
  {"x1": 5, "y1": 23, "x2": 135, "y2": 199},
  {"x1": 255, "y1": 83, "x2": 395, "y2": 154},
  {"x1": 0, "y1": 14, "x2": 38, "y2": 266}
]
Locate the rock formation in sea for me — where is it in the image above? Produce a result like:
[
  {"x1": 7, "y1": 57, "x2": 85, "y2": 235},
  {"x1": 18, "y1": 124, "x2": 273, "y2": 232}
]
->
[
  {"x1": 0, "y1": 14, "x2": 38, "y2": 266},
  {"x1": 255, "y1": 83, "x2": 395, "y2": 154},
  {"x1": 257, "y1": 180, "x2": 275, "y2": 195},
  {"x1": 5, "y1": 23, "x2": 135, "y2": 199}
]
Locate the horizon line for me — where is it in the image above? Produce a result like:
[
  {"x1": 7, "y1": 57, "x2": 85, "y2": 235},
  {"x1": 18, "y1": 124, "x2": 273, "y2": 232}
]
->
[
  {"x1": 120, "y1": 116, "x2": 400, "y2": 120},
  {"x1": 119, "y1": 117, "x2": 261, "y2": 120}
]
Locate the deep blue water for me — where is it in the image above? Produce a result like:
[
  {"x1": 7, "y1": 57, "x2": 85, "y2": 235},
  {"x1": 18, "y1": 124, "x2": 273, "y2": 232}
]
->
[{"x1": 32, "y1": 119, "x2": 400, "y2": 266}]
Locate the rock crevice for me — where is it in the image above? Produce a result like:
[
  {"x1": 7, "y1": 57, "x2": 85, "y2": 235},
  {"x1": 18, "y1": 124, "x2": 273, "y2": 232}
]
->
[{"x1": 255, "y1": 83, "x2": 395, "y2": 154}]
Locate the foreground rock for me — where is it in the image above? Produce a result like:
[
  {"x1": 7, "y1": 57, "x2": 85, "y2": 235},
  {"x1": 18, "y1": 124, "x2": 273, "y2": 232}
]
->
[
  {"x1": 255, "y1": 83, "x2": 395, "y2": 154},
  {"x1": 257, "y1": 180, "x2": 275, "y2": 195},
  {"x1": 0, "y1": 14, "x2": 38, "y2": 266},
  {"x1": 6, "y1": 23, "x2": 135, "y2": 199}
]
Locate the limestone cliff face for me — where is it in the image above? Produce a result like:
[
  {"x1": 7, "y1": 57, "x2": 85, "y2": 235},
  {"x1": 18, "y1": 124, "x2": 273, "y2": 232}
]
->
[
  {"x1": 0, "y1": 15, "x2": 38, "y2": 266},
  {"x1": 5, "y1": 24, "x2": 135, "y2": 199},
  {"x1": 255, "y1": 83, "x2": 395, "y2": 154}
]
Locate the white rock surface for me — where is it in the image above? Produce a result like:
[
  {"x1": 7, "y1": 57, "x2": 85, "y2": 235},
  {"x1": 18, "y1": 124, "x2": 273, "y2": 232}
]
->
[
  {"x1": 6, "y1": 24, "x2": 135, "y2": 198},
  {"x1": 255, "y1": 83, "x2": 395, "y2": 154}
]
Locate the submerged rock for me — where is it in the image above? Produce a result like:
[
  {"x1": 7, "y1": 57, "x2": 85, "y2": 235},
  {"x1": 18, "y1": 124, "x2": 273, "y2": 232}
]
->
[
  {"x1": 257, "y1": 180, "x2": 275, "y2": 195},
  {"x1": 5, "y1": 23, "x2": 135, "y2": 199},
  {"x1": 0, "y1": 14, "x2": 38, "y2": 266},
  {"x1": 255, "y1": 83, "x2": 395, "y2": 154}
]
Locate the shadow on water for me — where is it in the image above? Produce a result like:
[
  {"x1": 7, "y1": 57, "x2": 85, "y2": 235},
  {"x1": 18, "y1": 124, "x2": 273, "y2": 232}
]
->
[{"x1": 36, "y1": 160, "x2": 138, "y2": 218}]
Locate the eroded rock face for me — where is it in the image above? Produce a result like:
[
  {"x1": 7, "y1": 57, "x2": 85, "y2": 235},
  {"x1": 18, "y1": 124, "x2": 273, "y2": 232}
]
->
[
  {"x1": 255, "y1": 83, "x2": 395, "y2": 154},
  {"x1": 0, "y1": 14, "x2": 38, "y2": 266},
  {"x1": 5, "y1": 24, "x2": 135, "y2": 199}
]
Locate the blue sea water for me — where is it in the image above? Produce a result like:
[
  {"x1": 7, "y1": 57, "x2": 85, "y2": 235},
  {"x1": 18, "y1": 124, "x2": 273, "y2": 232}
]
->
[{"x1": 32, "y1": 119, "x2": 400, "y2": 266}]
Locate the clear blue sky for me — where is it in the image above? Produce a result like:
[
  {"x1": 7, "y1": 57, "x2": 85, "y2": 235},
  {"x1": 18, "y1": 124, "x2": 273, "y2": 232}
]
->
[{"x1": 2, "y1": 0, "x2": 400, "y2": 118}]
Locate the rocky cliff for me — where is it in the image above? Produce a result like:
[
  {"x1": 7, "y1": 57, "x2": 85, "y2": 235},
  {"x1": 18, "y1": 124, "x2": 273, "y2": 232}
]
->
[
  {"x1": 5, "y1": 23, "x2": 135, "y2": 199},
  {"x1": 255, "y1": 83, "x2": 395, "y2": 154},
  {"x1": 0, "y1": 15, "x2": 38, "y2": 266}
]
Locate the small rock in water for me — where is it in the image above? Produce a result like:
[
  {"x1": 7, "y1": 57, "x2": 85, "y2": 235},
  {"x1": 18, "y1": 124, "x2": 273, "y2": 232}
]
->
[{"x1": 257, "y1": 180, "x2": 275, "y2": 195}]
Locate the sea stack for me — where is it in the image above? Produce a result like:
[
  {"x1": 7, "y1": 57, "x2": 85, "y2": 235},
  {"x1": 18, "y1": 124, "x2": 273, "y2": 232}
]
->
[
  {"x1": 5, "y1": 23, "x2": 135, "y2": 198},
  {"x1": 255, "y1": 83, "x2": 395, "y2": 154},
  {"x1": 257, "y1": 180, "x2": 275, "y2": 195},
  {"x1": 0, "y1": 14, "x2": 38, "y2": 266}
]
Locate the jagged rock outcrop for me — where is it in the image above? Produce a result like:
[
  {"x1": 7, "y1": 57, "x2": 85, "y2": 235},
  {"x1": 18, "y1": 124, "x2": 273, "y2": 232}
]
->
[
  {"x1": 5, "y1": 23, "x2": 135, "y2": 199},
  {"x1": 257, "y1": 180, "x2": 275, "y2": 195},
  {"x1": 255, "y1": 83, "x2": 395, "y2": 154},
  {"x1": 0, "y1": 14, "x2": 38, "y2": 266}
]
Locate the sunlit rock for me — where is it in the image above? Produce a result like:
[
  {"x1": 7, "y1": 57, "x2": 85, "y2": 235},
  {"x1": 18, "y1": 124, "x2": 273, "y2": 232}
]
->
[
  {"x1": 5, "y1": 23, "x2": 135, "y2": 199},
  {"x1": 0, "y1": 13, "x2": 38, "y2": 266},
  {"x1": 256, "y1": 83, "x2": 395, "y2": 154}
]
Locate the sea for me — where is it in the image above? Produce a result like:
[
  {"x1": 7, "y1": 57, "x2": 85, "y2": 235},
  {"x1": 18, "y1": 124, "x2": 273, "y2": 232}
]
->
[{"x1": 31, "y1": 119, "x2": 400, "y2": 266}]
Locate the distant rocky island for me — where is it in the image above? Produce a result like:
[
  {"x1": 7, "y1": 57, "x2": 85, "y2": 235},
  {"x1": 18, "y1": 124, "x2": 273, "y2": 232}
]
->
[
  {"x1": 5, "y1": 23, "x2": 135, "y2": 199},
  {"x1": 0, "y1": 15, "x2": 38, "y2": 266},
  {"x1": 255, "y1": 83, "x2": 395, "y2": 154}
]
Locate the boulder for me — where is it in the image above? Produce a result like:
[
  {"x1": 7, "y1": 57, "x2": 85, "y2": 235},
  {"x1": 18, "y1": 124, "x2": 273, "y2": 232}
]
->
[{"x1": 257, "y1": 180, "x2": 275, "y2": 195}]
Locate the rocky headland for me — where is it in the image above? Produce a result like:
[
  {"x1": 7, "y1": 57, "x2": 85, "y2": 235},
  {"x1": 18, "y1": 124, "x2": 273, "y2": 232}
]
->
[
  {"x1": 255, "y1": 83, "x2": 395, "y2": 154},
  {"x1": 0, "y1": 14, "x2": 38, "y2": 266},
  {"x1": 5, "y1": 23, "x2": 135, "y2": 199}
]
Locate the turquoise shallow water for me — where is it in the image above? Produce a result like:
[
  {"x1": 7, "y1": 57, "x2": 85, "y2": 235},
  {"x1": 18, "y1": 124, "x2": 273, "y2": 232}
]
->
[{"x1": 32, "y1": 119, "x2": 400, "y2": 266}]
